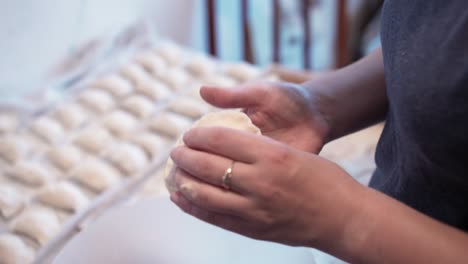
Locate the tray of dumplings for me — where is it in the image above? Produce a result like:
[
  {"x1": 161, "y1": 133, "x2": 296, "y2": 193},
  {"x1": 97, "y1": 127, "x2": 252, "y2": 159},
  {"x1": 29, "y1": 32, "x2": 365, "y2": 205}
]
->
[{"x1": 0, "y1": 41, "x2": 278, "y2": 263}]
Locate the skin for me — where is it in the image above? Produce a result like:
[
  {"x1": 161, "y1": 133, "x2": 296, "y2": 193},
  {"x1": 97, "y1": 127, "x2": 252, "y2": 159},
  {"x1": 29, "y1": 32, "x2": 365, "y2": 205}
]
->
[{"x1": 170, "y1": 49, "x2": 468, "y2": 263}]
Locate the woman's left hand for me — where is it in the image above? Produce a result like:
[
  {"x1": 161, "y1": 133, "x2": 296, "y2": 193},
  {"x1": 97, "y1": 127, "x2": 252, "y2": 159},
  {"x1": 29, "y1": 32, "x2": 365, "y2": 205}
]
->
[{"x1": 170, "y1": 127, "x2": 365, "y2": 248}]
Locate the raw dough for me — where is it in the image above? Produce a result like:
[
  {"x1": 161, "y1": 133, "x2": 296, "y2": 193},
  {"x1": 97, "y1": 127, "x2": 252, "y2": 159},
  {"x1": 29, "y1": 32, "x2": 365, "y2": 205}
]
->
[
  {"x1": 92, "y1": 74, "x2": 133, "y2": 98},
  {"x1": 159, "y1": 68, "x2": 190, "y2": 91},
  {"x1": 223, "y1": 62, "x2": 262, "y2": 82},
  {"x1": 0, "y1": 234, "x2": 34, "y2": 264},
  {"x1": 0, "y1": 185, "x2": 25, "y2": 219},
  {"x1": 0, "y1": 134, "x2": 28, "y2": 164},
  {"x1": 37, "y1": 181, "x2": 88, "y2": 212},
  {"x1": 167, "y1": 97, "x2": 211, "y2": 119},
  {"x1": 79, "y1": 89, "x2": 115, "y2": 114},
  {"x1": 121, "y1": 95, "x2": 155, "y2": 118},
  {"x1": 0, "y1": 113, "x2": 19, "y2": 134},
  {"x1": 120, "y1": 63, "x2": 151, "y2": 86},
  {"x1": 31, "y1": 117, "x2": 64, "y2": 144},
  {"x1": 134, "y1": 52, "x2": 167, "y2": 78},
  {"x1": 107, "y1": 143, "x2": 148, "y2": 175},
  {"x1": 47, "y1": 145, "x2": 82, "y2": 171},
  {"x1": 74, "y1": 126, "x2": 112, "y2": 154},
  {"x1": 102, "y1": 110, "x2": 138, "y2": 138},
  {"x1": 130, "y1": 132, "x2": 165, "y2": 159},
  {"x1": 10, "y1": 207, "x2": 61, "y2": 246},
  {"x1": 9, "y1": 161, "x2": 52, "y2": 187},
  {"x1": 148, "y1": 112, "x2": 192, "y2": 138},
  {"x1": 164, "y1": 111, "x2": 261, "y2": 193},
  {"x1": 72, "y1": 158, "x2": 120, "y2": 192},
  {"x1": 135, "y1": 79, "x2": 172, "y2": 101},
  {"x1": 54, "y1": 103, "x2": 87, "y2": 130}
]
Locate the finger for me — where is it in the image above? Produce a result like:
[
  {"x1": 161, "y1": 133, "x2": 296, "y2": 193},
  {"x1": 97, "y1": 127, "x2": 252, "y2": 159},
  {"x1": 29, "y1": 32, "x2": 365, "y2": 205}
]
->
[
  {"x1": 200, "y1": 84, "x2": 266, "y2": 109},
  {"x1": 173, "y1": 169, "x2": 252, "y2": 217},
  {"x1": 171, "y1": 191, "x2": 255, "y2": 236},
  {"x1": 183, "y1": 127, "x2": 268, "y2": 163},
  {"x1": 171, "y1": 146, "x2": 253, "y2": 193}
]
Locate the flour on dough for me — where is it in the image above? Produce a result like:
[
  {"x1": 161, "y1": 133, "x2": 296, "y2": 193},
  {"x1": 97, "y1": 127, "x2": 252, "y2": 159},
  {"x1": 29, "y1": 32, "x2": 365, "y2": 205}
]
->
[
  {"x1": 92, "y1": 74, "x2": 133, "y2": 98},
  {"x1": 72, "y1": 158, "x2": 120, "y2": 192},
  {"x1": 31, "y1": 117, "x2": 64, "y2": 144},
  {"x1": 0, "y1": 134, "x2": 28, "y2": 164},
  {"x1": 108, "y1": 143, "x2": 148, "y2": 175},
  {"x1": 0, "y1": 185, "x2": 25, "y2": 219},
  {"x1": 10, "y1": 207, "x2": 61, "y2": 246},
  {"x1": 135, "y1": 79, "x2": 172, "y2": 101},
  {"x1": 79, "y1": 89, "x2": 115, "y2": 114},
  {"x1": 167, "y1": 97, "x2": 211, "y2": 119},
  {"x1": 54, "y1": 103, "x2": 87, "y2": 130},
  {"x1": 9, "y1": 161, "x2": 52, "y2": 187},
  {"x1": 148, "y1": 112, "x2": 192, "y2": 138},
  {"x1": 122, "y1": 95, "x2": 155, "y2": 118},
  {"x1": 102, "y1": 110, "x2": 138, "y2": 138},
  {"x1": 47, "y1": 145, "x2": 82, "y2": 171},
  {"x1": 164, "y1": 110, "x2": 261, "y2": 193},
  {"x1": 37, "y1": 181, "x2": 88, "y2": 212},
  {"x1": 0, "y1": 234, "x2": 34, "y2": 264},
  {"x1": 74, "y1": 126, "x2": 113, "y2": 154}
]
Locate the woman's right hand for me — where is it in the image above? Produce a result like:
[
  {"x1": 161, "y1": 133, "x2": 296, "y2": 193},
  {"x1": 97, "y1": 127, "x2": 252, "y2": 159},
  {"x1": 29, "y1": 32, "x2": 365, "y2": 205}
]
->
[{"x1": 200, "y1": 82, "x2": 330, "y2": 153}]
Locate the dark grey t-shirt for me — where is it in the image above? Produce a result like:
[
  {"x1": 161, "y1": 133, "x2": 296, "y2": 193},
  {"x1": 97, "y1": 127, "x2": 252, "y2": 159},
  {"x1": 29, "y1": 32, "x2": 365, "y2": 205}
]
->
[{"x1": 370, "y1": 1, "x2": 468, "y2": 230}]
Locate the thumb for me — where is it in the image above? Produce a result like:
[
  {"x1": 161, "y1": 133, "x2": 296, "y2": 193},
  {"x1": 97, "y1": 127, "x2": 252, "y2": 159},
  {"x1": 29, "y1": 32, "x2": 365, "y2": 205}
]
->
[{"x1": 200, "y1": 85, "x2": 262, "y2": 109}]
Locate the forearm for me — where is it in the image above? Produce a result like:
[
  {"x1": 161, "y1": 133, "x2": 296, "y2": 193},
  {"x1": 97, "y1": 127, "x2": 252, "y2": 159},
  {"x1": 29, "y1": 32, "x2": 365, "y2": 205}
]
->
[
  {"x1": 327, "y1": 186, "x2": 468, "y2": 263},
  {"x1": 302, "y1": 48, "x2": 387, "y2": 142}
]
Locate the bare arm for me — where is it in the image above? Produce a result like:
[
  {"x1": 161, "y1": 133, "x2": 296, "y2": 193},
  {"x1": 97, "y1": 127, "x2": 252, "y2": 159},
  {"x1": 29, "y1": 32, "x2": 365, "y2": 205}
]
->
[{"x1": 303, "y1": 48, "x2": 387, "y2": 141}]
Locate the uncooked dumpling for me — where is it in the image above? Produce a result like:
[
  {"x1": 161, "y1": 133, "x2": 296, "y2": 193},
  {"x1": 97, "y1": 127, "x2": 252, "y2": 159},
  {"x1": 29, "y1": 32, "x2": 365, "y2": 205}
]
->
[
  {"x1": 31, "y1": 117, "x2": 64, "y2": 144},
  {"x1": 167, "y1": 97, "x2": 211, "y2": 119},
  {"x1": 0, "y1": 113, "x2": 19, "y2": 134},
  {"x1": 164, "y1": 110, "x2": 261, "y2": 193},
  {"x1": 74, "y1": 126, "x2": 113, "y2": 154},
  {"x1": 9, "y1": 161, "x2": 52, "y2": 186},
  {"x1": 47, "y1": 145, "x2": 82, "y2": 171},
  {"x1": 10, "y1": 207, "x2": 61, "y2": 246},
  {"x1": 148, "y1": 112, "x2": 192, "y2": 138},
  {"x1": 134, "y1": 52, "x2": 167, "y2": 78},
  {"x1": 79, "y1": 89, "x2": 115, "y2": 114},
  {"x1": 202, "y1": 75, "x2": 237, "y2": 87},
  {"x1": 223, "y1": 62, "x2": 262, "y2": 82},
  {"x1": 154, "y1": 42, "x2": 184, "y2": 66},
  {"x1": 54, "y1": 103, "x2": 88, "y2": 130},
  {"x1": 135, "y1": 80, "x2": 172, "y2": 101},
  {"x1": 102, "y1": 110, "x2": 138, "y2": 138},
  {"x1": 120, "y1": 63, "x2": 151, "y2": 86},
  {"x1": 0, "y1": 134, "x2": 28, "y2": 164},
  {"x1": 0, "y1": 234, "x2": 34, "y2": 264},
  {"x1": 37, "y1": 181, "x2": 88, "y2": 212},
  {"x1": 92, "y1": 74, "x2": 133, "y2": 98},
  {"x1": 159, "y1": 68, "x2": 190, "y2": 91},
  {"x1": 185, "y1": 55, "x2": 217, "y2": 77},
  {"x1": 130, "y1": 132, "x2": 165, "y2": 159},
  {"x1": 72, "y1": 159, "x2": 120, "y2": 192},
  {"x1": 107, "y1": 143, "x2": 148, "y2": 175},
  {"x1": 121, "y1": 95, "x2": 155, "y2": 118},
  {"x1": 0, "y1": 185, "x2": 25, "y2": 219}
]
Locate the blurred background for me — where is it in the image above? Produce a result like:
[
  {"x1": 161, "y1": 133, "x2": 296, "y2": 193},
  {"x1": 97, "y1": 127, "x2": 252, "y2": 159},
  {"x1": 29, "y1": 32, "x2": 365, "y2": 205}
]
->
[{"x1": 0, "y1": 0, "x2": 383, "y2": 99}]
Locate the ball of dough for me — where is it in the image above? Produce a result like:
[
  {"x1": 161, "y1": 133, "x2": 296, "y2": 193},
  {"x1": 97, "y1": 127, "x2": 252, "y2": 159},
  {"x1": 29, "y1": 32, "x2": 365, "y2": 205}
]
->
[{"x1": 164, "y1": 111, "x2": 261, "y2": 193}]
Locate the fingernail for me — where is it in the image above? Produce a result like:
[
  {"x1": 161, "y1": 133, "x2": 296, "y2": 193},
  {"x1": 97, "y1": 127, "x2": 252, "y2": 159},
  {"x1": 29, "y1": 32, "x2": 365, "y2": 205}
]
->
[{"x1": 180, "y1": 183, "x2": 196, "y2": 200}]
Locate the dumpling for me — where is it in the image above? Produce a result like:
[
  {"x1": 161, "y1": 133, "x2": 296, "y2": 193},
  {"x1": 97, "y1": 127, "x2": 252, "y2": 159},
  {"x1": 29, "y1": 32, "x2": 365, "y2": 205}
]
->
[
  {"x1": 54, "y1": 103, "x2": 88, "y2": 130},
  {"x1": 165, "y1": 111, "x2": 261, "y2": 193},
  {"x1": 102, "y1": 110, "x2": 138, "y2": 138},
  {"x1": 9, "y1": 161, "x2": 52, "y2": 186},
  {"x1": 223, "y1": 62, "x2": 262, "y2": 82},
  {"x1": 120, "y1": 63, "x2": 151, "y2": 86},
  {"x1": 0, "y1": 234, "x2": 34, "y2": 264},
  {"x1": 107, "y1": 143, "x2": 148, "y2": 175},
  {"x1": 154, "y1": 42, "x2": 184, "y2": 66},
  {"x1": 135, "y1": 79, "x2": 172, "y2": 101},
  {"x1": 74, "y1": 126, "x2": 112, "y2": 154},
  {"x1": 0, "y1": 113, "x2": 19, "y2": 134},
  {"x1": 185, "y1": 55, "x2": 217, "y2": 77},
  {"x1": 130, "y1": 132, "x2": 165, "y2": 159},
  {"x1": 121, "y1": 95, "x2": 155, "y2": 118},
  {"x1": 37, "y1": 181, "x2": 88, "y2": 212},
  {"x1": 0, "y1": 134, "x2": 28, "y2": 164},
  {"x1": 79, "y1": 89, "x2": 115, "y2": 114},
  {"x1": 134, "y1": 52, "x2": 167, "y2": 78},
  {"x1": 31, "y1": 117, "x2": 64, "y2": 144},
  {"x1": 47, "y1": 145, "x2": 82, "y2": 171},
  {"x1": 92, "y1": 74, "x2": 133, "y2": 98},
  {"x1": 148, "y1": 112, "x2": 192, "y2": 138},
  {"x1": 167, "y1": 97, "x2": 211, "y2": 119},
  {"x1": 0, "y1": 185, "x2": 25, "y2": 219},
  {"x1": 72, "y1": 159, "x2": 120, "y2": 192},
  {"x1": 158, "y1": 68, "x2": 190, "y2": 91},
  {"x1": 10, "y1": 207, "x2": 61, "y2": 246},
  {"x1": 202, "y1": 75, "x2": 237, "y2": 87}
]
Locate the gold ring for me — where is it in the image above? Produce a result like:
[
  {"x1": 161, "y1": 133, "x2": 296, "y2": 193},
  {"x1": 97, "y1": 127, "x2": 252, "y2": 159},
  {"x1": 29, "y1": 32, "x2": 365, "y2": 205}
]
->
[{"x1": 222, "y1": 161, "x2": 235, "y2": 190}]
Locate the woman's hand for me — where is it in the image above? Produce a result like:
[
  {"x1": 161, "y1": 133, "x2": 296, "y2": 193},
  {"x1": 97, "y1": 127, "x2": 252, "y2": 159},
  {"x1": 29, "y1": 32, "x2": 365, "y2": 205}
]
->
[
  {"x1": 200, "y1": 82, "x2": 330, "y2": 153},
  {"x1": 170, "y1": 127, "x2": 364, "y2": 248}
]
